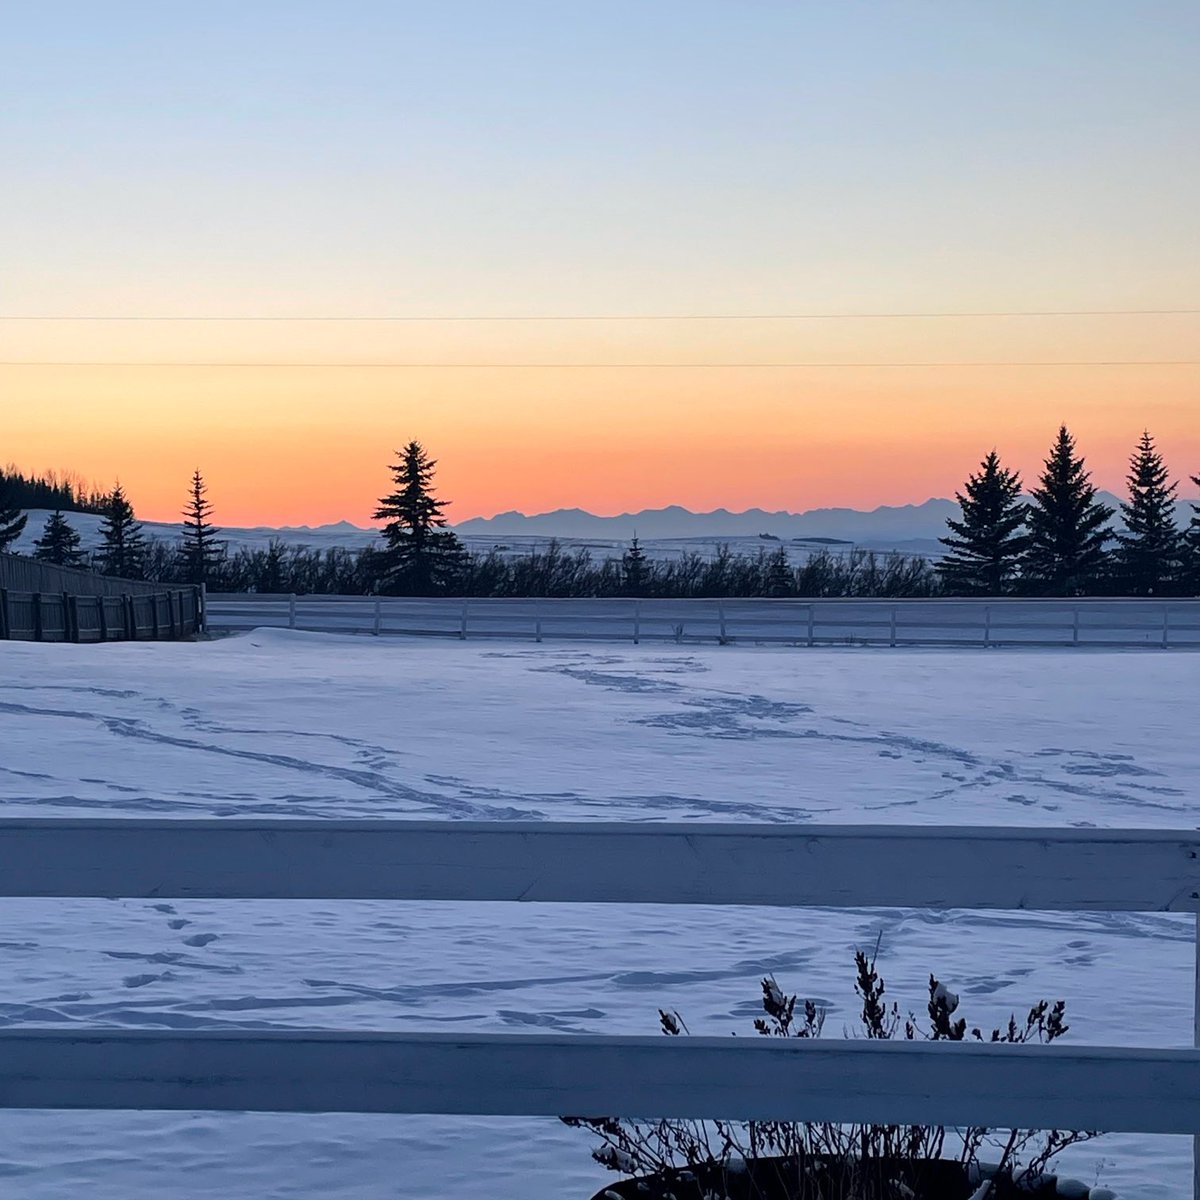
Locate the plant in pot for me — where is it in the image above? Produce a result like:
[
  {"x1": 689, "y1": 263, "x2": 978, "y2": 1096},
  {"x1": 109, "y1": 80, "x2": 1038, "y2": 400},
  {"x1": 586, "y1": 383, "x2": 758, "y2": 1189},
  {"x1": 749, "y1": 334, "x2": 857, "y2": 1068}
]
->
[{"x1": 565, "y1": 950, "x2": 1115, "y2": 1200}]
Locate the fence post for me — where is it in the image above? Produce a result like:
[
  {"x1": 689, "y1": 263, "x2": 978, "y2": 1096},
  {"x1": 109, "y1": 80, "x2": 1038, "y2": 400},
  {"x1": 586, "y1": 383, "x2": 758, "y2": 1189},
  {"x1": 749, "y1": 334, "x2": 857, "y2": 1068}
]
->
[
  {"x1": 1072, "y1": 607, "x2": 1080, "y2": 647},
  {"x1": 123, "y1": 595, "x2": 135, "y2": 640},
  {"x1": 983, "y1": 605, "x2": 991, "y2": 649},
  {"x1": 807, "y1": 604, "x2": 815, "y2": 648},
  {"x1": 199, "y1": 582, "x2": 208, "y2": 634},
  {"x1": 534, "y1": 599, "x2": 542, "y2": 644},
  {"x1": 150, "y1": 594, "x2": 160, "y2": 640},
  {"x1": 97, "y1": 596, "x2": 108, "y2": 641},
  {"x1": 32, "y1": 593, "x2": 43, "y2": 642},
  {"x1": 633, "y1": 600, "x2": 640, "y2": 645},
  {"x1": 460, "y1": 598, "x2": 468, "y2": 640},
  {"x1": 1194, "y1": 913, "x2": 1199, "y2": 1200},
  {"x1": 289, "y1": 594, "x2": 297, "y2": 631},
  {"x1": 67, "y1": 593, "x2": 81, "y2": 643},
  {"x1": 1163, "y1": 605, "x2": 1170, "y2": 650},
  {"x1": 373, "y1": 597, "x2": 382, "y2": 636},
  {"x1": 889, "y1": 606, "x2": 897, "y2": 648},
  {"x1": 717, "y1": 601, "x2": 727, "y2": 644},
  {"x1": 0, "y1": 587, "x2": 8, "y2": 640}
]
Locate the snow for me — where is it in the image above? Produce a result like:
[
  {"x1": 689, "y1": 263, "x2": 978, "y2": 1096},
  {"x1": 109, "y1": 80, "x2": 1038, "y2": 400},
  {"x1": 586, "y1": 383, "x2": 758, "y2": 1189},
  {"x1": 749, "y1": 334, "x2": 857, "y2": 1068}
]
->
[{"x1": 0, "y1": 633, "x2": 1196, "y2": 1198}]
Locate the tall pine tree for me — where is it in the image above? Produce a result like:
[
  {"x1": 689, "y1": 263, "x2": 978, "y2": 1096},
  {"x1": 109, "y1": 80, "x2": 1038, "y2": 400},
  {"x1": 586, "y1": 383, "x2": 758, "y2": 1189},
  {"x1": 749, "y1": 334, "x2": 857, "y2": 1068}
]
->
[
  {"x1": 373, "y1": 441, "x2": 465, "y2": 595},
  {"x1": 32, "y1": 511, "x2": 85, "y2": 566},
  {"x1": 1022, "y1": 425, "x2": 1113, "y2": 594},
  {"x1": 622, "y1": 535, "x2": 648, "y2": 595},
  {"x1": 0, "y1": 474, "x2": 28, "y2": 553},
  {"x1": 97, "y1": 483, "x2": 148, "y2": 579},
  {"x1": 1116, "y1": 431, "x2": 1180, "y2": 594},
  {"x1": 179, "y1": 469, "x2": 223, "y2": 584},
  {"x1": 937, "y1": 450, "x2": 1027, "y2": 595}
]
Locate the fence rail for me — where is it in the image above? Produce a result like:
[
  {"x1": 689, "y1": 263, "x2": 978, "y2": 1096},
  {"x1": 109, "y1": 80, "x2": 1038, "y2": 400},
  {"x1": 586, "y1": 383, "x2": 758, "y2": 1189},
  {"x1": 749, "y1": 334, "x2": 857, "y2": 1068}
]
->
[
  {"x1": 0, "y1": 586, "x2": 202, "y2": 642},
  {"x1": 0, "y1": 817, "x2": 1197, "y2": 1192},
  {"x1": 206, "y1": 594, "x2": 1200, "y2": 648}
]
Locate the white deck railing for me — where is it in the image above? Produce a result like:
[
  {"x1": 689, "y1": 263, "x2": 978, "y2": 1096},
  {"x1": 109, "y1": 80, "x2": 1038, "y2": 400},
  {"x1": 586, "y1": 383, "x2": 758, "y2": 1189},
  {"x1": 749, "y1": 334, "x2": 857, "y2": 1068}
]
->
[{"x1": 0, "y1": 820, "x2": 1198, "y2": 1189}]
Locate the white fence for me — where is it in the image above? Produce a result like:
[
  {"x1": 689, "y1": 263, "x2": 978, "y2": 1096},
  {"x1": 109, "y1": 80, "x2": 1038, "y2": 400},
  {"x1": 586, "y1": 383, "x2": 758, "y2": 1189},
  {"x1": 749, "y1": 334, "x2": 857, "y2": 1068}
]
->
[
  {"x1": 0, "y1": 819, "x2": 1197, "y2": 1191},
  {"x1": 205, "y1": 594, "x2": 1200, "y2": 648}
]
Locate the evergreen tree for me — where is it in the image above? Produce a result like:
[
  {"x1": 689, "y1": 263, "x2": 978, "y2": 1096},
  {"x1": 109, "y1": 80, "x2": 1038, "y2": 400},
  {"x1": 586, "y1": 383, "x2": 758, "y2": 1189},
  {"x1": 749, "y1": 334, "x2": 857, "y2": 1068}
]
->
[
  {"x1": 0, "y1": 474, "x2": 27, "y2": 553},
  {"x1": 1022, "y1": 425, "x2": 1113, "y2": 594},
  {"x1": 937, "y1": 450, "x2": 1027, "y2": 595},
  {"x1": 96, "y1": 483, "x2": 148, "y2": 579},
  {"x1": 1116, "y1": 431, "x2": 1181, "y2": 594},
  {"x1": 1181, "y1": 472, "x2": 1200, "y2": 593},
  {"x1": 179, "y1": 469, "x2": 223, "y2": 584},
  {"x1": 373, "y1": 441, "x2": 465, "y2": 594},
  {"x1": 622, "y1": 535, "x2": 648, "y2": 595},
  {"x1": 764, "y1": 545, "x2": 793, "y2": 596},
  {"x1": 32, "y1": 510, "x2": 85, "y2": 566}
]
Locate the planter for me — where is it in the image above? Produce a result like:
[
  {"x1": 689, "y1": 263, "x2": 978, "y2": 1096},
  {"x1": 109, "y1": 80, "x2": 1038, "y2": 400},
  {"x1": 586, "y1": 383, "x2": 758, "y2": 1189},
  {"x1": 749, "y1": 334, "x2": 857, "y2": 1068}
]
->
[{"x1": 587, "y1": 1155, "x2": 1117, "y2": 1200}]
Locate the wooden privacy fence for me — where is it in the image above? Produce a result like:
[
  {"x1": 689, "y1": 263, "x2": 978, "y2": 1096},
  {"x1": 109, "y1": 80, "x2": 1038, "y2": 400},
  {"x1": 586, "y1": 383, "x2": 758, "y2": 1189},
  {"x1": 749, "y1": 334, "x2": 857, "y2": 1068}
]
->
[
  {"x1": 0, "y1": 820, "x2": 1197, "y2": 1189},
  {"x1": 0, "y1": 551, "x2": 163, "y2": 597},
  {"x1": 206, "y1": 594, "x2": 1200, "y2": 648},
  {"x1": 0, "y1": 585, "x2": 203, "y2": 642}
]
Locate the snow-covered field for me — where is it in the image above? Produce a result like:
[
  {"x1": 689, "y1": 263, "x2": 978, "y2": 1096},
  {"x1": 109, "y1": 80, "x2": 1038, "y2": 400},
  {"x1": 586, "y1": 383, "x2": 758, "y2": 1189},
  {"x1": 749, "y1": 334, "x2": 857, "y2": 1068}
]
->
[{"x1": 0, "y1": 632, "x2": 1196, "y2": 1198}]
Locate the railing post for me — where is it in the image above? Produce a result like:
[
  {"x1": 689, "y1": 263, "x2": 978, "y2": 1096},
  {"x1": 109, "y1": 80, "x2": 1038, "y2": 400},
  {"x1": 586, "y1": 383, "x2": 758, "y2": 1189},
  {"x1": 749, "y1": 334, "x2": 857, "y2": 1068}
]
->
[
  {"x1": 373, "y1": 597, "x2": 382, "y2": 636},
  {"x1": 289, "y1": 594, "x2": 297, "y2": 630},
  {"x1": 459, "y1": 598, "x2": 468, "y2": 640},
  {"x1": 633, "y1": 600, "x2": 640, "y2": 645}
]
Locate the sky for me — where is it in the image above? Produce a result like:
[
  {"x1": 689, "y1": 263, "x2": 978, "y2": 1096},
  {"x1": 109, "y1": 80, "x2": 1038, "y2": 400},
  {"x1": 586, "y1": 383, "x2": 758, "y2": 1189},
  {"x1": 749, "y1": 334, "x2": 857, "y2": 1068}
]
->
[{"x1": 2, "y1": 1, "x2": 1198, "y2": 526}]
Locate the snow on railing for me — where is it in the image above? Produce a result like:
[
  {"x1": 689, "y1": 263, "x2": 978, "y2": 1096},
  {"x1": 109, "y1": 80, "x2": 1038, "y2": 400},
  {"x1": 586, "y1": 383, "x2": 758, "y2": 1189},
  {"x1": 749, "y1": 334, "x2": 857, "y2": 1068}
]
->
[
  {"x1": 204, "y1": 594, "x2": 1200, "y2": 648},
  {"x1": 0, "y1": 820, "x2": 1197, "y2": 1190}
]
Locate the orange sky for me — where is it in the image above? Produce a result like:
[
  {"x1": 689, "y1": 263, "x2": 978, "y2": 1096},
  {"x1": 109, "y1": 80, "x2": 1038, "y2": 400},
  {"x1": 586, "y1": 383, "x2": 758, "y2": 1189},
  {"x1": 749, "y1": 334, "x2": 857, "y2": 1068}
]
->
[
  {"x1": 5, "y1": 6, "x2": 1199, "y2": 526},
  {"x1": 4, "y1": 332, "x2": 1198, "y2": 526}
]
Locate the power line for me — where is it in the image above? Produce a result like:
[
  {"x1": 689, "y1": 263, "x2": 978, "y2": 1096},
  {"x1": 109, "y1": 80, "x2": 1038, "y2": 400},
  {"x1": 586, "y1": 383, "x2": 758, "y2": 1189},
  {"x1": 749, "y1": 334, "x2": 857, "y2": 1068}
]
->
[
  {"x1": 1, "y1": 360, "x2": 1198, "y2": 368},
  {"x1": 1, "y1": 309, "x2": 1199, "y2": 322}
]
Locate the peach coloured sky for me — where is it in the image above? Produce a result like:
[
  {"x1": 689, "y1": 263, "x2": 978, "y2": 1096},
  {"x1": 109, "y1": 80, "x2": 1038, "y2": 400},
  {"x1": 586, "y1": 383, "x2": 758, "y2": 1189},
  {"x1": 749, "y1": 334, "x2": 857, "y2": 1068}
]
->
[{"x1": 3, "y1": 4, "x2": 1199, "y2": 525}]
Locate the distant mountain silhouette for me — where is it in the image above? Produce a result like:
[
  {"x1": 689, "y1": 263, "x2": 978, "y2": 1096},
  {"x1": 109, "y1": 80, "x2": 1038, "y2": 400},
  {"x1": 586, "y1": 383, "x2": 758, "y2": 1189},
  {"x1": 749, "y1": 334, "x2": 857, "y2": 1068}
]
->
[
  {"x1": 452, "y1": 499, "x2": 962, "y2": 541},
  {"x1": 452, "y1": 491, "x2": 1196, "y2": 544}
]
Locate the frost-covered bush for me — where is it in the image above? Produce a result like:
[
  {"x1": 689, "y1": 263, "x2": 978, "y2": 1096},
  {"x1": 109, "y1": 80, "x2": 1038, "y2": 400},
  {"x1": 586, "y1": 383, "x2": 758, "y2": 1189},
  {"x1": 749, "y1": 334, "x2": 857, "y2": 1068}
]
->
[{"x1": 565, "y1": 950, "x2": 1100, "y2": 1199}]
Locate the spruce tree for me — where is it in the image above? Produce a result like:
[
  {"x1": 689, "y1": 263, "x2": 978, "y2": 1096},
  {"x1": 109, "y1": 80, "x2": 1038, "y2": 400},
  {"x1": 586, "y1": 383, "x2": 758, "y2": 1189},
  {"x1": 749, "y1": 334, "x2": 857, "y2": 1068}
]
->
[
  {"x1": 373, "y1": 441, "x2": 465, "y2": 594},
  {"x1": 622, "y1": 535, "x2": 648, "y2": 595},
  {"x1": 32, "y1": 510, "x2": 85, "y2": 566},
  {"x1": 764, "y1": 545, "x2": 793, "y2": 596},
  {"x1": 1181, "y1": 472, "x2": 1200, "y2": 593},
  {"x1": 1022, "y1": 425, "x2": 1113, "y2": 594},
  {"x1": 1116, "y1": 431, "x2": 1181, "y2": 594},
  {"x1": 937, "y1": 450, "x2": 1026, "y2": 595},
  {"x1": 97, "y1": 483, "x2": 148, "y2": 579},
  {"x1": 0, "y1": 475, "x2": 28, "y2": 553},
  {"x1": 179, "y1": 469, "x2": 223, "y2": 584}
]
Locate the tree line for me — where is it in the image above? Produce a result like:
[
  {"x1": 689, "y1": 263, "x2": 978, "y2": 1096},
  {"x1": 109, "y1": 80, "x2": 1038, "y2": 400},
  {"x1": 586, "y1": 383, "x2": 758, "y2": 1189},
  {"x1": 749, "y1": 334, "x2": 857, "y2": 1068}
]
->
[
  {"x1": 2, "y1": 433, "x2": 1197, "y2": 597},
  {"x1": 939, "y1": 425, "x2": 1200, "y2": 596}
]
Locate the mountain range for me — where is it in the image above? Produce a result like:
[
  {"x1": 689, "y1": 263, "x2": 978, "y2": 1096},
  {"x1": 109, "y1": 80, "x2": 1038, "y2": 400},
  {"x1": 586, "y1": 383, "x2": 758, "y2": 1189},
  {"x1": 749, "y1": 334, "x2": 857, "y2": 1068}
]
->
[{"x1": 11, "y1": 491, "x2": 1198, "y2": 558}]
